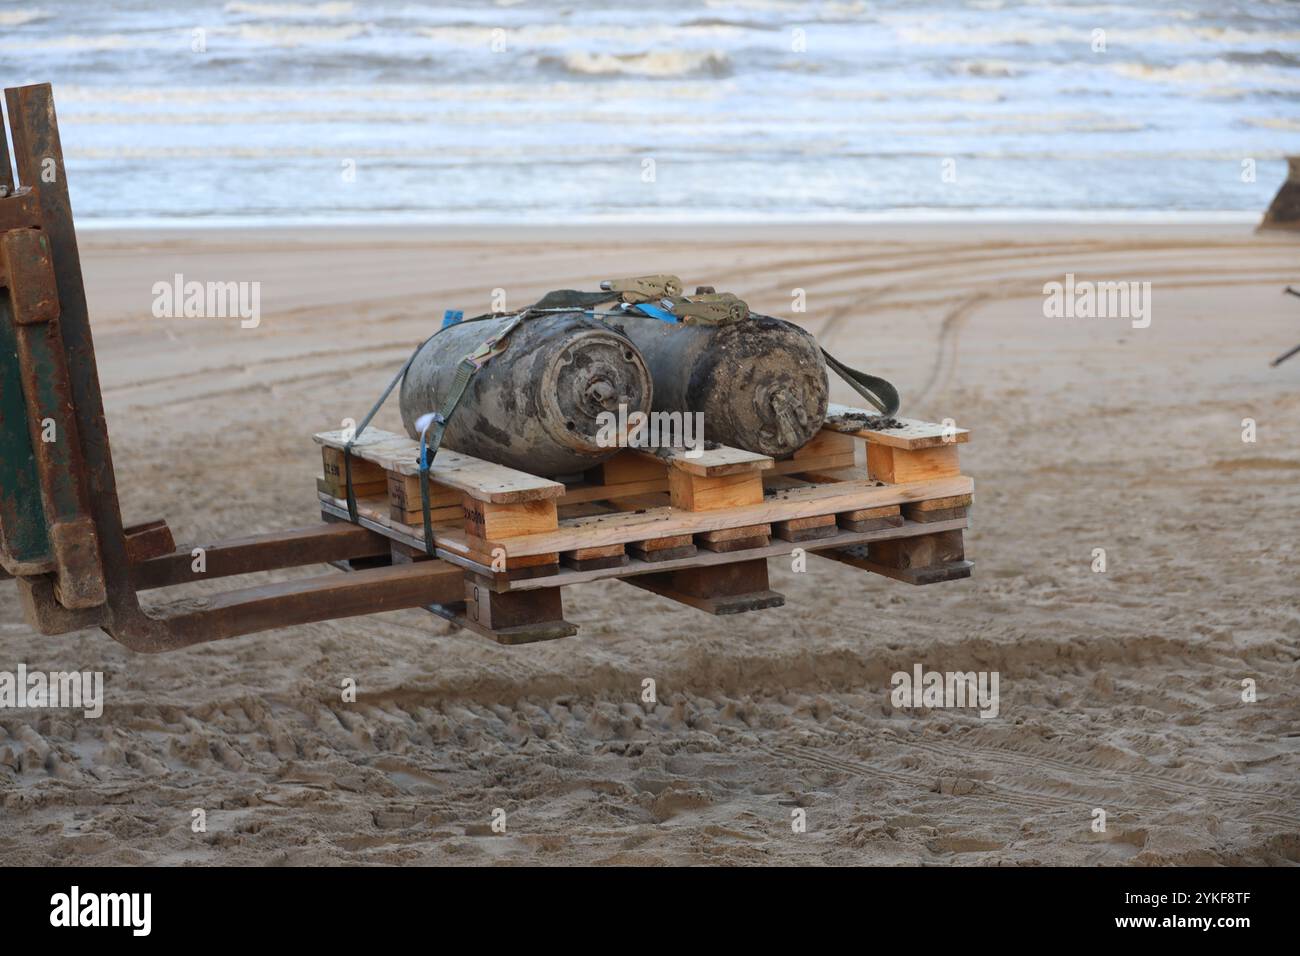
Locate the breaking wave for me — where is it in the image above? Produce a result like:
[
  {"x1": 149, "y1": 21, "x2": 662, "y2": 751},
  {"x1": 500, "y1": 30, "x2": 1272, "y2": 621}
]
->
[{"x1": 539, "y1": 50, "x2": 733, "y2": 78}]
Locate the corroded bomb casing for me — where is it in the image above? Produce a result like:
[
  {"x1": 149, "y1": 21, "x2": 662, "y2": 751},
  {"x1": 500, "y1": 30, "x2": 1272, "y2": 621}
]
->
[
  {"x1": 399, "y1": 312, "x2": 653, "y2": 477},
  {"x1": 621, "y1": 313, "x2": 829, "y2": 458}
]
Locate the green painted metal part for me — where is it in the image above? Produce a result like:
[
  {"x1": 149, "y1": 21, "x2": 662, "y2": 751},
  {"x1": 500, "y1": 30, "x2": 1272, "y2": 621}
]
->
[{"x1": 0, "y1": 291, "x2": 52, "y2": 572}]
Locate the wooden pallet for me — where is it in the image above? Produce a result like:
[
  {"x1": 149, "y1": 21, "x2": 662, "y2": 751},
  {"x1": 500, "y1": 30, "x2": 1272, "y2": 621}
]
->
[{"x1": 313, "y1": 408, "x2": 973, "y2": 644}]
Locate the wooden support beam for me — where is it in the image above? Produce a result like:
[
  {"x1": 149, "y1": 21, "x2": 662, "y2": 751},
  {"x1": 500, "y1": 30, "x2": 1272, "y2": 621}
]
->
[
  {"x1": 627, "y1": 558, "x2": 784, "y2": 615},
  {"x1": 818, "y1": 529, "x2": 971, "y2": 585}
]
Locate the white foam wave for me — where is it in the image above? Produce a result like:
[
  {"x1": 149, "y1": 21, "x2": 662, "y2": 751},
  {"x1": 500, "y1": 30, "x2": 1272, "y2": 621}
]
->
[
  {"x1": 223, "y1": 1, "x2": 354, "y2": 16},
  {"x1": 416, "y1": 23, "x2": 748, "y2": 47},
  {"x1": 893, "y1": 21, "x2": 1300, "y2": 46},
  {"x1": 1111, "y1": 59, "x2": 1300, "y2": 89},
  {"x1": 236, "y1": 22, "x2": 368, "y2": 45},
  {"x1": 543, "y1": 50, "x2": 732, "y2": 78},
  {"x1": 0, "y1": 7, "x2": 48, "y2": 26},
  {"x1": 1, "y1": 33, "x2": 141, "y2": 51}
]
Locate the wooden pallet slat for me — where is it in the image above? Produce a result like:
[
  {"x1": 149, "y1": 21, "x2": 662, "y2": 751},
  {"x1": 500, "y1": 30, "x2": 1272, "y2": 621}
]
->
[
  {"x1": 314, "y1": 427, "x2": 564, "y2": 503},
  {"x1": 822, "y1": 405, "x2": 970, "y2": 448}
]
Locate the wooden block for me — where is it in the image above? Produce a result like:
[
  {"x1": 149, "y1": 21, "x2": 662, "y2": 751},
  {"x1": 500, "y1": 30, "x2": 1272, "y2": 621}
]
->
[
  {"x1": 910, "y1": 494, "x2": 973, "y2": 512},
  {"x1": 317, "y1": 476, "x2": 387, "y2": 499},
  {"x1": 696, "y1": 523, "x2": 771, "y2": 553},
  {"x1": 866, "y1": 442, "x2": 960, "y2": 484},
  {"x1": 636, "y1": 443, "x2": 772, "y2": 477},
  {"x1": 904, "y1": 505, "x2": 968, "y2": 523},
  {"x1": 869, "y1": 529, "x2": 966, "y2": 571},
  {"x1": 818, "y1": 544, "x2": 973, "y2": 585},
  {"x1": 794, "y1": 429, "x2": 858, "y2": 460},
  {"x1": 697, "y1": 523, "x2": 771, "y2": 544},
  {"x1": 697, "y1": 534, "x2": 769, "y2": 553},
  {"x1": 561, "y1": 478, "x2": 667, "y2": 507},
  {"x1": 840, "y1": 503, "x2": 901, "y2": 520},
  {"x1": 628, "y1": 534, "x2": 697, "y2": 562},
  {"x1": 464, "y1": 547, "x2": 560, "y2": 571},
  {"x1": 387, "y1": 472, "x2": 461, "y2": 513},
  {"x1": 462, "y1": 496, "x2": 558, "y2": 541},
  {"x1": 626, "y1": 559, "x2": 784, "y2": 615},
  {"x1": 390, "y1": 503, "x2": 464, "y2": 526},
  {"x1": 838, "y1": 503, "x2": 904, "y2": 533},
  {"x1": 774, "y1": 514, "x2": 837, "y2": 542},
  {"x1": 428, "y1": 599, "x2": 578, "y2": 644},
  {"x1": 321, "y1": 446, "x2": 385, "y2": 488},
  {"x1": 668, "y1": 469, "x2": 765, "y2": 512},
  {"x1": 390, "y1": 541, "x2": 433, "y2": 564},
  {"x1": 589, "y1": 451, "x2": 666, "y2": 485},
  {"x1": 462, "y1": 577, "x2": 572, "y2": 638},
  {"x1": 768, "y1": 454, "x2": 858, "y2": 478},
  {"x1": 563, "y1": 543, "x2": 627, "y2": 571}
]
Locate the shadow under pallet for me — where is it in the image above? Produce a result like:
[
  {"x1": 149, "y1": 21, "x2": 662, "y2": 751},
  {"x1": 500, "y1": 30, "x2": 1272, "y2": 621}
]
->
[{"x1": 314, "y1": 406, "x2": 974, "y2": 644}]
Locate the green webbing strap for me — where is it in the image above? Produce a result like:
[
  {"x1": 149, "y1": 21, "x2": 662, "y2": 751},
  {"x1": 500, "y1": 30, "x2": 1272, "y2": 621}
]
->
[
  {"x1": 343, "y1": 331, "x2": 439, "y2": 524},
  {"x1": 532, "y1": 289, "x2": 616, "y2": 310},
  {"x1": 415, "y1": 357, "x2": 476, "y2": 556},
  {"x1": 413, "y1": 309, "x2": 531, "y2": 554},
  {"x1": 344, "y1": 309, "x2": 533, "y2": 556},
  {"x1": 821, "y1": 348, "x2": 901, "y2": 417}
]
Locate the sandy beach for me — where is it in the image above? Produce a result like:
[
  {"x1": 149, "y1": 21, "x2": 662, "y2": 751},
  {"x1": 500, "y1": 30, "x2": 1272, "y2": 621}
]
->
[{"x1": 0, "y1": 223, "x2": 1297, "y2": 865}]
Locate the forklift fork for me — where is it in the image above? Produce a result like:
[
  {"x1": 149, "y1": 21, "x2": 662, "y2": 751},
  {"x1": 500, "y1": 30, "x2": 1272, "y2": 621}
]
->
[{"x1": 0, "y1": 84, "x2": 463, "y2": 652}]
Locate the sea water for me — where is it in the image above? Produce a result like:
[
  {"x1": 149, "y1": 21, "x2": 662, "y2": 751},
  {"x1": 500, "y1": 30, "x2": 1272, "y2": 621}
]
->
[{"x1": 2, "y1": 0, "x2": 1297, "y2": 225}]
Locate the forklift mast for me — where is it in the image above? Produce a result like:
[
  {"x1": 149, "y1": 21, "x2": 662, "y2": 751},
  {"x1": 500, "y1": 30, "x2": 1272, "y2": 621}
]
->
[{"x1": 0, "y1": 83, "x2": 463, "y2": 652}]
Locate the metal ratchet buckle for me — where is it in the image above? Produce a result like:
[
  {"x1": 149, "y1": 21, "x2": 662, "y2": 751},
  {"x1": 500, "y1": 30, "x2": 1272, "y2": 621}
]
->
[
  {"x1": 599, "y1": 274, "x2": 684, "y2": 303},
  {"x1": 464, "y1": 337, "x2": 508, "y2": 369},
  {"x1": 660, "y1": 292, "x2": 750, "y2": 325}
]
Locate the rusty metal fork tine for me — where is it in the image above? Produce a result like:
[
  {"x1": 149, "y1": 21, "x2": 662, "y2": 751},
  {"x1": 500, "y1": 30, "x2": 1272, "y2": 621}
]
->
[
  {"x1": 3, "y1": 87, "x2": 34, "y2": 189},
  {"x1": 0, "y1": 93, "x2": 13, "y2": 192},
  {"x1": 6, "y1": 85, "x2": 126, "y2": 612}
]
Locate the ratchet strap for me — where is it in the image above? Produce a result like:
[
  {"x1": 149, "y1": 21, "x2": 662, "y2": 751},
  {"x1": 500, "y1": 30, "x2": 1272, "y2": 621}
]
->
[
  {"x1": 343, "y1": 309, "x2": 531, "y2": 557},
  {"x1": 821, "y1": 348, "x2": 900, "y2": 417},
  {"x1": 531, "y1": 281, "x2": 903, "y2": 415}
]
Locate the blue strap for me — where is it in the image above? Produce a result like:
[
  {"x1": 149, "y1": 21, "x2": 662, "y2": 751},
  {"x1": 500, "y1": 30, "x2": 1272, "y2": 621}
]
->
[{"x1": 629, "y1": 302, "x2": 679, "y2": 323}]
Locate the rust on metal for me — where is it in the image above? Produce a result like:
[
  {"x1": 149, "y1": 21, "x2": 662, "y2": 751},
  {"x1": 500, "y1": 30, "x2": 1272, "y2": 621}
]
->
[
  {"x1": 0, "y1": 83, "x2": 476, "y2": 651},
  {"x1": 130, "y1": 524, "x2": 392, "y2": 591}
]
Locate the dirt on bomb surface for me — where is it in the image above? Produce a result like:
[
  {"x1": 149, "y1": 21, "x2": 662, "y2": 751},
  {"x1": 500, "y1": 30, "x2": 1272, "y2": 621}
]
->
[{"x1": 0, "y1": 224, "x2": 1297, "y2": 866}]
